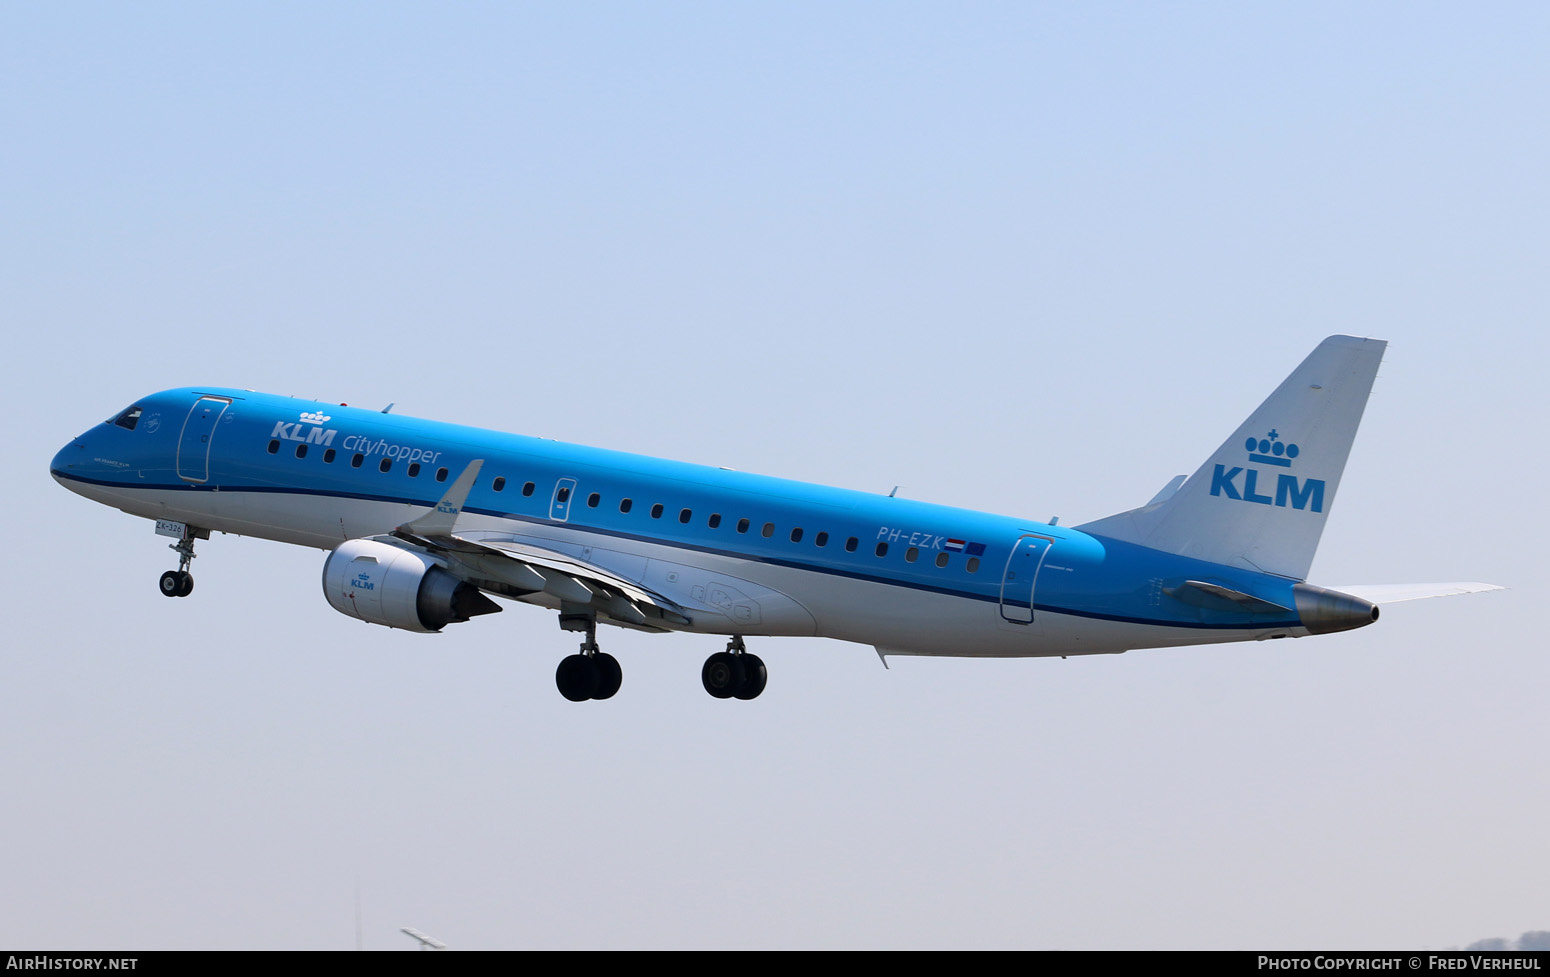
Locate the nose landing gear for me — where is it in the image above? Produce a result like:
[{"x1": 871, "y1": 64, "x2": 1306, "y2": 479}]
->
[{"x1": 158, "y1": 524, "x2": 203, "y2": 598}]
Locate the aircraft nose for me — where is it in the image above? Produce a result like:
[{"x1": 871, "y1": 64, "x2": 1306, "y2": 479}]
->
[{"x1": 51, "y1": 437, "x2": 87, "y2": 483}]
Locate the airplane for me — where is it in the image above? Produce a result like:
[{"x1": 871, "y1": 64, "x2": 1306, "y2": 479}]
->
[{"x1": 50, "y1": 335, "x2": 1499, "y2": 701}]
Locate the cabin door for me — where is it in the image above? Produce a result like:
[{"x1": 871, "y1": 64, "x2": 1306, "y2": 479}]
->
[
  {"x1": 176, "y1": 396, "x2": 231, "y2": 483},
  {"x1": 998, "y1": 534, "x2": 1053, "y2": 624}
]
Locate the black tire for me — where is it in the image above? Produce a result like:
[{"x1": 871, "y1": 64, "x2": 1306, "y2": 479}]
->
[
  {"x1": 176, "y1": 571, "x2": 194, "y2": 597},
  {"x1": 160, "y1": 571, "x2": 182, "y2": 597},
  {"x1": 734, "y1": 654, "x2": 766, "y2": 700},
  {"x1": 592, "y1": 653, "x2": 622, "y2": 700},
  {"x1": 701, "y1": 651, "x2": 746, "y2": 699},
  {"x1": 556, "y1": 654, "x2": 600, "y2": 702}
]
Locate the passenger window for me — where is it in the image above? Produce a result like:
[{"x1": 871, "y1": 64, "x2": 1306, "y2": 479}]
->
[
  {"x1": 436, "y1": 468, "x2": 449, "y2": 482},
  {"x1": 619, "y1": 498, "x2": 633, "y2": 513},
  {"x1": 323, "y1": 448, "x2": 336, "y2": 463},
  {"x1": 588, "y1": 493, "x2": 600, "y2": 508},
  {"x1": 523, "y1": 482, "x2": 536, "y2": 497},
  {"x1": 905, "y1": 546, "x2": 918, "y2": 563},
  {"x1": 650, "y1": 503, "x2": 664, "y2": 519},
  {"x1": 557, "y1": 486, "x2": 571, "y2": 503},
  {"x1": 845, "y1": 537, "x2": 858, "y2": 553},
  {"x1": 966, "y1": 557, "x2": 980, "y2": 573},
  {"x1": 379, "y1": 458, "x2": 392, "y2": 473},
  {"x1": 789, "y1": 527, "x2": 803, "y2": 543},
  {"x1": 679, "y1": 508, "x2": 692, "y2": 524},
  {"x1": 113, "y1": 406, "x2": 142, "y2": 430},
  {"x1": 875, "y1": 542, "x2": 889, "y2": 557},
  {"x1": 736, "y1": 518, "x2": 750, "y2": 534},
  {"x1": 295, "y1": 444, "x2": 308, "y2": 459},
  {"x1": 408, "y1": 463, "x2": 420, "y2": 477},
  {"x1": 936, "y1": 552, "x2": 949, "y2": 568},
  {"x1": 708, "y1": 513, "x2": 722, "y2": 529},
  {"x1": 761, "y1": 522, "x2": 775, "y2": 538},
  {"x1": 351, "y1": 453, "x2": 364, "y2": 468},
  {"x1": 493, "y1": 477, "x2": 506, "y2": 492},
  {"x1": 815, "y1": 532, "x2": 828, "y2": 547},
  {"x1": 268, "y1": 440, "x2": 279, "y2": 454}
]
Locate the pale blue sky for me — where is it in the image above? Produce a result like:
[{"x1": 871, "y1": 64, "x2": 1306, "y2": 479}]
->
[{"x1": 3, "y1": 2, "x2": 1544, "y2": 949}]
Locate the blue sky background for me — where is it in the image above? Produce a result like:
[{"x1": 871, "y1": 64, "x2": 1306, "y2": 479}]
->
[{"x1": 3, "y1": 2, "x2": 1545, "y2": 949}]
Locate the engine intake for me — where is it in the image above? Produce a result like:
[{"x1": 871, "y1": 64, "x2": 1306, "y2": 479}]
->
[{"x1": 322, "y1": 538, "x2": 500, "y2": 633}]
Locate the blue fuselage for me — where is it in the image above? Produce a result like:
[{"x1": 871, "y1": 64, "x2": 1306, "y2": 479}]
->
[{"x1": 52, "y1": 387, "x2": 1310, "y2": 656}]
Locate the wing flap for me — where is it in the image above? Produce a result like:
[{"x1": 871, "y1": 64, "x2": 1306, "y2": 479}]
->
[{"x1": 410, "y1": 533, "x2": 692, "y2": 627}]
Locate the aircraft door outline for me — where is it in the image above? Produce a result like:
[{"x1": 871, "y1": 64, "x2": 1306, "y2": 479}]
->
[
  {"x1": 176, "y1": 396, "x2": 231, "y2": 483},
  {"x1": 550, "y1": 477, "x2": 578, "y2": 522},
  {"x1": 998, "y1": 533, "x2": 1054, "y2": 624}
]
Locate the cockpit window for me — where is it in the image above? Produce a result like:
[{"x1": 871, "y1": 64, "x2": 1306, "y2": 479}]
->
[{"x1": 112, "y1": 406, "x2": 143, "y2": 430}]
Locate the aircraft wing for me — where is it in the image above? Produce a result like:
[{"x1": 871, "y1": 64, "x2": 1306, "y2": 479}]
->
[
  {"x1": 391, "y1": 528, "x2": 692, "y2": 630},
  {"x1": 387, "y1": 459, "x2": 691, "y2": 630},
  {"x1": 1323, "y1": 582, "x2": 1504, "y2": 604}
]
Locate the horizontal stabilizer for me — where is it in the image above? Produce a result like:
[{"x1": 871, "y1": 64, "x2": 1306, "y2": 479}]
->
[{"x1": 1322, "y1": 582, "x2": 1504, "y2": 604}]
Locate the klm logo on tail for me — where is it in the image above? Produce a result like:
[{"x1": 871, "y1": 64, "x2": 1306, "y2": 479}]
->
[{"x1": 1210, "y1": 430, "x2": 1326, "y2": 512}]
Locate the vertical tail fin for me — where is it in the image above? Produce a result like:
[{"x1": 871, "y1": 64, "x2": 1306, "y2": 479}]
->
[{"x1": 1076, "y1": 335, "x2": 1387, "y2": 580}]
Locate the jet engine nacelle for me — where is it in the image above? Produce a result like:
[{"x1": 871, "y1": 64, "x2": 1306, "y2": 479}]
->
[{"x1": 322, "y1": 538, "x2": 500, "y2": 633}]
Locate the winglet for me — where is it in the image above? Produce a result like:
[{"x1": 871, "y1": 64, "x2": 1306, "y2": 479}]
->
[{"x1": 401, "y1": 459, "x2": 484, "y2": 536}]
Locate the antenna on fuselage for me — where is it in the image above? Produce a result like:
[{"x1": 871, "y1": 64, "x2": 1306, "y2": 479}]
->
[
  {"x1": 381, "y1": 403, "x2": 395, "y2": 414},
  {"x1": 888, "y1": 486, "x2": 899, "y2": 498}
]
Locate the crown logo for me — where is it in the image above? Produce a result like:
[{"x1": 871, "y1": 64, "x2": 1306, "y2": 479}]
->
[
  {"x1": 1246, "y1": 429, "x2": 1299, "y2": 467},
  {"x1": 300, "y1": 411, "x2": 332, "y2": 424}
]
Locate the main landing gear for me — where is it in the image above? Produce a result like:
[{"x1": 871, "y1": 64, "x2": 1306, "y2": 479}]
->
[
  {"x1": 550, "y1": 618, "x2": 768, "y2": 703},
  {"x1": 554, "y1": 617, "x2": 622, "y2": 702},
  {"x1": 158, "y1": 525, "x2": 200, "y2": 598},
  {"x1": 702, "y1": 635, "x2": 766, "y2": 700}
]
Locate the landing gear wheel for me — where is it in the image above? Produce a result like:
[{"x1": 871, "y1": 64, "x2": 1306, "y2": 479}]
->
[
  {"x1": 592, "y1": 653, "x2": 622, "y2": 700},
  {"x1": 556, "y1": 654, "x2": 600, "y2": 702},
  {"x1": 702, "y1": 651, "x2": 747, "y2": 699},
  {"x1": 553, "y1": 615, "x2": 623, "y2": 702},
  {"x1": 734, "y1": 653, "x2": 766, "y2": 700},
  {"x1": 160, "y1": 570, "x2": 193, "y2": 598}
]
